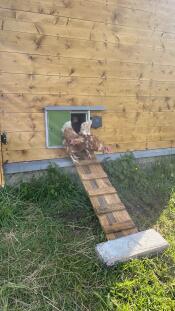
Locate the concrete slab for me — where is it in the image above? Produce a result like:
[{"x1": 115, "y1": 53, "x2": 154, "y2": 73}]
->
[{"x1": 96, "y1": 229, "x2": 169, "y2": 266}]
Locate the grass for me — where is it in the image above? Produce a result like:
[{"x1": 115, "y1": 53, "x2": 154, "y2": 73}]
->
[{"x1": 0, "y1": 155, "x2": 175, "y2": 311}]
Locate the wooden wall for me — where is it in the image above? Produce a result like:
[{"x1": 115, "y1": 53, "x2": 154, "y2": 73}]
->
[{"x1": 0, "y1": 0, "x2": 175, "y2": 163}]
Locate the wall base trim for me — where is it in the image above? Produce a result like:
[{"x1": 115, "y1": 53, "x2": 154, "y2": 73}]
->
[{"x1": 4, "y1": 147, "x2": 175, "y2": 175}]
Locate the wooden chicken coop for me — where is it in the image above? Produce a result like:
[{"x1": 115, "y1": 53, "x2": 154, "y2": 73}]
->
[{"x1": 1, "y1": 0, "x2": 175, "y2": 185}]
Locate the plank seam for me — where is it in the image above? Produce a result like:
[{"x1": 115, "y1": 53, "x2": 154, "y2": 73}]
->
[{"x1": 0, "y1": 5, "x2": 158, "y2": 28}]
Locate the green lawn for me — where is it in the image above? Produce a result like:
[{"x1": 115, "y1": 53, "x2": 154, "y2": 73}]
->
[{"x1": 0, "y1": 155, "x2": 175, "y2": 311}]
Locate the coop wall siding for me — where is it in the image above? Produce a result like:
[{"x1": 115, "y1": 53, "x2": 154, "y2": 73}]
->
[{"x1": 0, "y1": 0, "x2": 175, "y2": 163}]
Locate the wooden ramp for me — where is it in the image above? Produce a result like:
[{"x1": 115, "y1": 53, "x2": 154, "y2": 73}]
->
[{"x1": 75, "y1": 158, "x2": 138, "y2": 240}]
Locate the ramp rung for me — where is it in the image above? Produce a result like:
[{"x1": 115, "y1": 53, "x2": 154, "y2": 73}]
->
[
  {"x1": 95, "y1": 205, "x2": 126, "y2": 215},
  {"x1": 102, "y1": 220, "x2": 136, "y2": 234},
  {"x1": 88, "y1": 187, "x2": 116, "y2": 196},
  {"x1": 80, "y1": 172, "x2": 108, "y2": 180},
  {"x1": 76, "y1": 160, "x2": 99, "y2": 166},
  {"x1": 106, "y1": 228, "x2": 138, "y2": 240}
]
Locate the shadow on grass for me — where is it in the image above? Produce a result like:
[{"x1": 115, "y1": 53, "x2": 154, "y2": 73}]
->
[
  {"x1": 103, "y1": 154, "x2": 175, "y2": 231},
  {"x1": 2, "y1": 154, "x2": 175, "y2": 234},
  {"x1": 5, "y1": 154, "x2": 175, "y2": 233}
]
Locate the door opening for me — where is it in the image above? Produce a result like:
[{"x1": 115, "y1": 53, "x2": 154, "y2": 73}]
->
[{"x1": 71, "y1": 112, "x2": 88, "y2": 133}]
